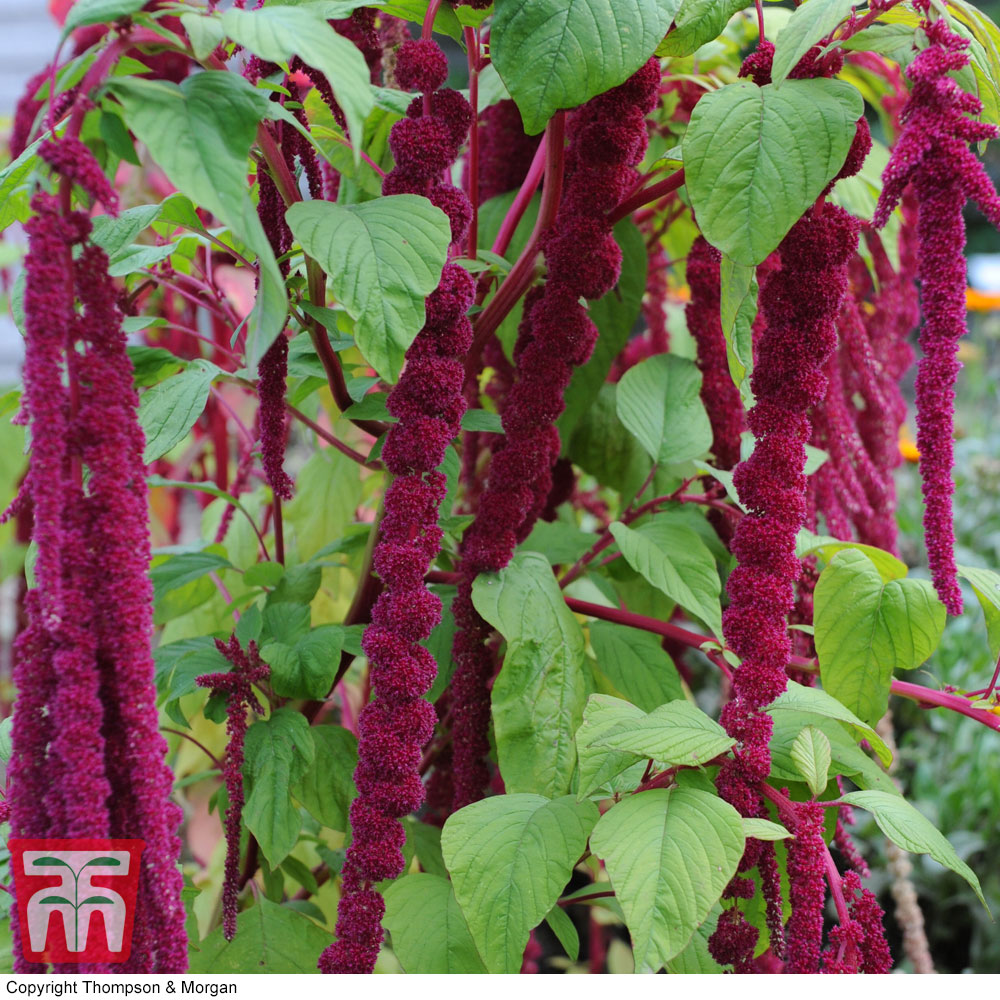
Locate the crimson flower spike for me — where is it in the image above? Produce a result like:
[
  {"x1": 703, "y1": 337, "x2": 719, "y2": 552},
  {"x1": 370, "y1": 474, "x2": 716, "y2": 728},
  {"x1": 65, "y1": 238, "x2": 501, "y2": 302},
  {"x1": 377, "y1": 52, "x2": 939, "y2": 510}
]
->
[{"x1": 874, "y1": 1, "x2": 1000, "y2": 615}]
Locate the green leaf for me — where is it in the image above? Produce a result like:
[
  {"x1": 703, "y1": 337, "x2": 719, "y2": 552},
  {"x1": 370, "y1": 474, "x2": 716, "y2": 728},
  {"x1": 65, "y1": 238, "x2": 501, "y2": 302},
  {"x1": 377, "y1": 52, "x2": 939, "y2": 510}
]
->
[
  {"x1": 0, "y1": 717, "x2": 12, "y2": 766},
  {"x1": 107, "y1": 242, "x2": 179, "y2": 278},
  {"x1": 957, "y1": 565, "x2": 1000, "y2": 659},
  {"x1": 383, "y1": 874, "x2": 487, "y2": 973},
  {"x1": 657, "y1": 0, "x2": 747, "y2": 57},
  {"x1": 814, "y1": 549, "x2": 946, "y2": 729},
  {"x1": 90, "y1": 205, "x2": 161, "y2": 257},
  {"x1": 286, "y1": 197, "x2": 451, "y2": 382},
  {"x1": 290, "y1": 725, "x2": 357, "y2": 831},
  {"x1": 683, "y1": 78, "x2": 864, "y2": 266},
  {"x1": 151, "y1": 546, "x2": 231, "y2": 625},
  {"x1": 566, "y1": 385, "x2": 651, "y2": 498},
  {"x1": 841, "y1": 791, "x2": 988, "y2": 908},
  {"x1": 559, "y1": 219, "x2": 648, "y2": 440},
  {"x1": 595, "y1": 700, "x2": 735, "y2": 766},
  {"x1": 616, "y1": 354, "x2": 713, "y2": 466},
  {"x1": 263, "y1": 619, "x2": 347, "y2": 700},
  {"x1": 545, "y1": 904, "x2": 580, "y2": 962},
  {"x1": 797, "y1": 528, "x2": 908, "y2": 583},
  {"x1": 139, "y1": 360, "x2": 218, "y2": 463},
  {"x1": 743, "y1": 817, "x2": 793, "y2": 841},
  {"x1": 590, "y1": 788, "x2": 744, "y2": 972},
  {"x1": 719, "y1": 254, "x2": 756, "y2": 398},
  {"x1": 108, "y1": 73, "x2": 286, "y2": 365},
  {"x1": 179, "y1": 12, "x2": 226, "y2": 62},
  {"x1": 472, "y1": 552, "x2": 587, "y2": 797},
  {"x1": 575, "y1": 695, "x2": 647, "y2": 800},
  {"x1": 442, "y1": 794, "x2": 599, "y2": 973},
  {"x1": 0, "y1": 135, "x2": 44, "y2": 235},
  {"x1": 460, "y1": 409, "x2": 504, "y2": 433},
  {"x1": 610, "y1": 515, "x2": 723, "y2": 639},
  {"x1": 790, "y1": 725, "x2": 832, "y2": 797},
  {"x1": 284, "y1": 448, "x2": 364, "y2": 560},
  {"x1": 589, "y1": 620, "x2": 683, "y2": 712},
  {"x1": 243, "y1": 709, "x2": 316, "y2": 867},
  {"x1": 771, "y1": 0, "x2": 858, "y2": 87},
  {"x1": 127, "y1": 346, "x2": 185, "y2": 388},
  {"x1": 523, "y1": 521, "x2": 594, "y2": 566},
  {"x1": 664, "y1": 910, "x2": 724, "y2": 974},
  {"x1": 374, "y1": 0, "x2": 464, "y2": 39},
  {"x1": 188, "y1": 897, "x2": 329, "y2": 973},
  {"x1": 491, "y1": 0, "x2": 678, "y2": 135},
  {"x1": 221, "y1": 6, "x2": 374, "y2": 151},
  {"x1": 64, "y1": 0, "x2": 145, "y2": 31},
  {"x1": 768, "y1": 680, "x2": 893, "y2": 766}
]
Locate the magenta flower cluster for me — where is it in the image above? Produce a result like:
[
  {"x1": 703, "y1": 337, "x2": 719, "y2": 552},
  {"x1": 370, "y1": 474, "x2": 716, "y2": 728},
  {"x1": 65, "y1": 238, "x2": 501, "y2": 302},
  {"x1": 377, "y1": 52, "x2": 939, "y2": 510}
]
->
[
  {"x1": 196, "y1": 636, "x2": 271, "y2": 941},
  {"x1": 320, "y1": 42, "x2": 474, "y2": 976},
  {"x1": 256, "y1": 334, "x2": 294, "y2": 501},
  {"x1": 448, "y1": 58, "x2": 662, "y2": 809},
  {"x1": 686, "y1": 236, "x2": 744, "y2": 471},
  {"x1": 874, "y1": 2, "x2": 1000, "y2": 614},
  {"x1": 473, "y1": 99, "x2": 541, "y2": 205},
  {"x1": 9, "y1": 140, "x2": 186, "y2": 972}
]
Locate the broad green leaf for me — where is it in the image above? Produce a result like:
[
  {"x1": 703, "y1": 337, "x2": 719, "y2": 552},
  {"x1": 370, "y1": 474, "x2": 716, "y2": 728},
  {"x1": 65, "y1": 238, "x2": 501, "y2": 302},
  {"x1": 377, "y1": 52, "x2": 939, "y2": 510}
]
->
[
  {"x1": 64, "y1": 0, "x2": 145, "y2": 31},
  {"x1": 284, "y1": 448, "x2": 364, "y2": 560},
  {"x1": 491, "y1": 0, "x2": 679, "y2": 134},
  {"x1": 472, "y1": 552, "x2": 587, "y2": 796},
  {"x1": 610, "y1": 515, "x2": 723, "y2": 639},
  {"x1": 768, "y1": 709, "x2": 899, "y2": 796},
  {"x1": 575, "y1": 695, "x2": 647, "y2": 800},
  {"x1": 154, "y1": 637, "x2": 229, "y2": 725},
  {"x1": 374, "y1": 0, "x2": 464, "y2": 38},
  {"x1": 683, "y1": 78, "x2": 863, "y2": 266},
  {"x1": 523, "y1": 521, "x2": 594, "y2": 566},
  {"x1": 243, "y1": 709, "x2": 316, "y2": 867},
  {"x1": 790, "y1": 725, "x2": 832, "y2": 797},
  {"x1": 841, "y1": 791, "x2": 988, "y2": 908},
  {"x1": 719, "y1": 254, "x2": 756, "y2": 400},
  {"x1": 221, "y1": 6, "x2": 374, "y2": 149},
  {"x1": 657, "y1": 0, "x2": 748, "y2": 57},
  {"x1": 797, "y1": 529, "x2": 908, "y2": 583},
  {"x1": 0, "y1": 135, "x2": 43, "y2": 235},
  {"x1": 743, "y1": 818, "x2": 793, "y2": 841},
  {"x1": 150, "y1": 546, "x2": 231, "y2": 625},
  {"x1": 957, "y1": 565, "x2": 1000, "y2": 659},
  {"x1": 596, "y1": 700, "x2": 735, "y2": 766},
  {"x1": 107, "y1": 242, "x2": 179, "y2": 278},
  {"x1": 179, "y1": 12, "x2": 226, "y2": 62},
  {"x1": 264, "y1": 622, "x2": 347, "y2": 700},
  {"x1": 90, "y1": 205, "x2": 161, "y2": 257},
  {"x1": 291, "y1": 725, "x2": 356, "y2": 831},
  {"x1": 559, "y1": 219, "x2": 647, "y2": 440},
  {"x1": 616, "y1": 354, "x2": 713, "y2": 466},
  {"x1": 545, "y1": 904, "x2": 580, "y2": 961},
  {"x1": 768, "y1": 680, "x2": 892, "y2": 766},
  {"x1": 286, "y1": 197, "x2": 451, "y2": 382},
  {"x1": 383, "y1": 874, "x2": 487, "y2": 973},
  {"x1": 139, "y1": 360, "x2": 218, "y2": 463},
  {"x1": 590, "y1": 788, "x2": 744, "y2": 972},
  {"x1": 108, "y1": 73, "x2": 286, "y2": 364},
  {"x1": 814, "y1": 549, "x2": 946, "y2": 728},
  {"x1": 664, "y1": 909, "x2": 723, "y2": 974},
  {"x1": 589, "y1": 620, "x2": 683, "y2": 712},
  {"x1": 772, "y1": 0, "x2": 858, "y2": 86},
  {"x1": 442, "y1": 794, "x2": 599, "y2": 973},
  {"x1": 188, "y1": 897, "x2": 328, "y2": 973},
  {"x1": 566, "y1": 385, "x2": 651, "y2": 498}
]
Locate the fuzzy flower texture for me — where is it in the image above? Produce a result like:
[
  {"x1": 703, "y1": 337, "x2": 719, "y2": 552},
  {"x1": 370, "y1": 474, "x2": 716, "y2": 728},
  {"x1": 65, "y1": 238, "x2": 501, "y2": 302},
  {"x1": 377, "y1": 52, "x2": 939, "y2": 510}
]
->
[
  {"x1": 874, "y1": 0, "x2": 1000, "y2": 615},
  {"x1": 7, "y1": 139, "x2": 185, "y2": 972},
  {"x1": 448, "y1": 58, "x2": 663, "y2": 810},
  {"x1": 319, "y1": 39, "x2": 474, "y2": 975}
]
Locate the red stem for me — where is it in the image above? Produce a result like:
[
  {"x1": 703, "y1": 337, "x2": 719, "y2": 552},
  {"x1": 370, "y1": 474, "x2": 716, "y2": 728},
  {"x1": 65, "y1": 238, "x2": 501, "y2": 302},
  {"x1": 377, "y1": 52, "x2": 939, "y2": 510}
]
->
[
  {"x1": 491, "y1": 139, "x2": 547, "y2": 257},
  {"x1": 608, "y1": 168, "x2": 685, "y2": 225},
  {"x1": 465, "y1": 112, "x2": 566, "y2": 380}
]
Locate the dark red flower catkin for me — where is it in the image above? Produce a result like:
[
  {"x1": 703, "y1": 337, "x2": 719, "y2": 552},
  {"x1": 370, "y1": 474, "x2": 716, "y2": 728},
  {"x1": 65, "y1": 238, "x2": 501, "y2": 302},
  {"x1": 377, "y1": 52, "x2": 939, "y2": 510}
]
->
[
  {"x1": 448, "y1": 59, "x2": 662, "y2": 809},
  {"x1": 196, "y1": 637, "x2": 270, "y2": 941},
  {"x1": 257, "y1": 334, "x2": 294, "y2": 500},
  {"x1": 686, "y1": 237, "x2": 744, "y2": 471},
  {"x1": 8, "y1": 137, "x2": 186, "y2": 972},
  {"x1": 472, "y1": 99, "x2": 542, "y2": 205},
  {"x1": 709, "y1": 100, "x2": 864, "y2": 970},
  {"x1": 319, "y1": 42, "x2": 474, "y2": 976},
  {"x1": 874, "y1": 1, "x2": 1000, "y2": 615},
  {"x1": 785, "y1": 802, "x2": 827, "y2": 974}
]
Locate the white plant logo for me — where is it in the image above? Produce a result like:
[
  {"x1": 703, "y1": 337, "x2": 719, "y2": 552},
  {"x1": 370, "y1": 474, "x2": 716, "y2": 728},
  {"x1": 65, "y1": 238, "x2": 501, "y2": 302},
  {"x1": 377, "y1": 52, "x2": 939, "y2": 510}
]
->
[{"x1": 21, "y1": 850, "x2": 132, "y2": 953}]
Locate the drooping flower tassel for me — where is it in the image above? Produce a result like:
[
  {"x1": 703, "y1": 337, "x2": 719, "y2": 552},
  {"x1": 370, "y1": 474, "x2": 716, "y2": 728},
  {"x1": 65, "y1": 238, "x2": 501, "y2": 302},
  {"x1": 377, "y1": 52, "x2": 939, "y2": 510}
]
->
[
  {"x1": 320, "y1": 40, "x2": 474, "y2": 975},
  {"x1": 874, "y1": 1, "x2": 1000, "y2": 614}
]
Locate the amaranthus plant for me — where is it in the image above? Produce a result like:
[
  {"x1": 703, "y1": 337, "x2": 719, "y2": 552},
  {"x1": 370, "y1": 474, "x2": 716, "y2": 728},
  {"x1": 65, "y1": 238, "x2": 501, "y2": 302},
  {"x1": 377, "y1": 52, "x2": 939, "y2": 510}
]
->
[{"x1": 2, "y1": 0, "x2": 1000, "y2": 976}]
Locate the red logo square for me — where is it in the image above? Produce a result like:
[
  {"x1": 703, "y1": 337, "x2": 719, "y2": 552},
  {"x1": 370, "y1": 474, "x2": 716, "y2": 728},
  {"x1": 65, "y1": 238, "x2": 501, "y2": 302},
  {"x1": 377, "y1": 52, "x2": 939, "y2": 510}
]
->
[{"x1": 8, "y1": 839, "x2": 145, "y2": 964}]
